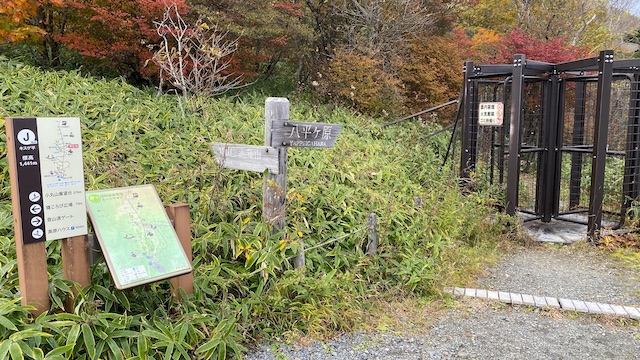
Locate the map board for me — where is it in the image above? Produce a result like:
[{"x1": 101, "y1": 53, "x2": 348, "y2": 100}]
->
[
  {"x1": 86, "y1": 185, "x2": 192, "y2": 289},
  {"x1": 7, "y1": 117, "x2": 88, "y2": 244},
  {"x1": 478, "y1": 102, "x2": 504, "y2": 126}
]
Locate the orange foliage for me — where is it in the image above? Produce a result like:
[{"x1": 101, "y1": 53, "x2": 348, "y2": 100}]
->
[
  {"x1": 317, "y1": 47, "x2": 404, "y2": 117},
  {"x1": 470, "y1": 28, "x2": 502, "y2": 63},
  {"x1": 0, "y1": 0, "x2": 43, "y2": 43},
  {"x1": 394, "y1": 31, "x2": 467, "y2": 122}
]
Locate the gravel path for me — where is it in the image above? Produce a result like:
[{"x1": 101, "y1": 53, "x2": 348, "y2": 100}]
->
[{"x1": 245, "y1": 244, "x2": 640, "y2": 360}]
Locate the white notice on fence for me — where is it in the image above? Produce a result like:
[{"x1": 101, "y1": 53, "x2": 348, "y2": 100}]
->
[{"x1": 478, "y1": 102, "x2": 504, "y2": 126}]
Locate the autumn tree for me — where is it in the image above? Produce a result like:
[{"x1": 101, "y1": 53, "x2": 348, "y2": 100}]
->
[
  {"x1": 395, "y1": 31, "x2": 468, "y2": 118},
  {"x1": 1, "y1": 0, "x2": 188, "y2": 82},
  {"x1": 0, "y1": 0, "x2": 43, "y2": 43},
  {"x1": 187, "y1": 0, "x2": 315, "y2": 84},
  {"x1": 490, "y1": 28, "x2": 591, "y2": 63},
  {"x1": 153, "y1": 3, "x2": 243, "y2": 111}
]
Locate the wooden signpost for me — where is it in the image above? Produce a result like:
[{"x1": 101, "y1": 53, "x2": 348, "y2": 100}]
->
[
  {"x1": 6, "y1": 117, "x2": 89, "y2": 315},
  {"x1": 212, "y1": 97, "x2": 342, "y2": 268}
]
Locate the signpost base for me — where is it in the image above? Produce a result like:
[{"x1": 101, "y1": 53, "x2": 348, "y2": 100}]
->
[
  {"x1": 62, "y1": 235, "x2": 91, "y2": 312},
  {"x1": 166, "y1": 203, "x2": 194, "y2": 300}
]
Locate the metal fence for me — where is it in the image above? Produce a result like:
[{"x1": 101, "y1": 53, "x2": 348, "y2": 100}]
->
[{"x1": 458, "y1": 51, "x2": 640, "y2": 238}]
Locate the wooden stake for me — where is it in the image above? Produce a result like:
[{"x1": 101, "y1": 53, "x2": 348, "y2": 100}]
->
[
  {"x1": 366, "y1": 213, "x2": 378, "y2": 257},
  {"x1": 166, "y1": 203, "x2": 194, "y2": 299}
]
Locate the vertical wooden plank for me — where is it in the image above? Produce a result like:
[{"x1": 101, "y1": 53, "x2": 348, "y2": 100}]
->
[
  {"x1": 166, "y1": 203, "x2": 194, "y2": 299},
  {"x1": 263, "y1": 98, "x2": 289, "y2": 232},
  {"x1": 61, "y1": 235, "x2": 91, "y2": 312},
  {"x1": 263, "y1": 98, "x2": 296, "y2": 266},
  {"x1": 5, "y1": 117, "x2": 50, "y2": 316}
]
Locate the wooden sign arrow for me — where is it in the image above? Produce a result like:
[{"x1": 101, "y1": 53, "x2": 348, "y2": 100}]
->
[
  {"x1": 211, "y1": 142, "x2": 280, "y2": 174},
  {"x1": 270, "y1": 120, "x2": 342, "y2": 148}
]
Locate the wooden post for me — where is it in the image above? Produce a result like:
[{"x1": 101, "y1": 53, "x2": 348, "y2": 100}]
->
[
  {"x1": 166, "y1": 203, "x2": 194, "y2": 299},
  {"x1": 263, "y1": 98, "x2": 300, "y2": 267},
  {"x1": 366, "y1": 213, "x2": 378, "y2": 257},
  {"x1": 62, "y1": 235, "x2": 91, "y2": 312},
  {"x1": 293, "y1": 240, "x2": 305, "y2": 269},
  {"x1": 6, "y1": 118, "x2": 50, "y2": 316},
  {"x1": 263, "y1": 98, "x2": 289, "y2": 231}
]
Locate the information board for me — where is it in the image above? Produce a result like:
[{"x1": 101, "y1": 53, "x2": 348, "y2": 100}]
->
[
  {"x1": 7, "y1": 117, "x2": 88, "y2": 244},
  {"x1": 478, "y1": 102, "x2": 504, "y2": 126},
  {"x1": 86, "y1": 185, "x2": 192, "y2": 289}
]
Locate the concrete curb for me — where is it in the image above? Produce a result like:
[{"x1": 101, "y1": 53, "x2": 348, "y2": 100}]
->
[{"x1": 445, "y1": 287, "x2": 640, "y2": 319}]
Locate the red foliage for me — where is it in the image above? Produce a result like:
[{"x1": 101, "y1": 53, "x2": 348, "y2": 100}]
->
[
  {"x1": 273, "y1": 2, "x2": 303, "y2": 17},
  {"x1": 40, "y1": 0, "x2": 189, "y2": 79},
  {"x1": 490, "y1": 28, "x2": 591, "y2": 64}
]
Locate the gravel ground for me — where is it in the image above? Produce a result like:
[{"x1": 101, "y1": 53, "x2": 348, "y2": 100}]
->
[{"x1": 244, "y1": 244, "x2": 640, "y2": 360}]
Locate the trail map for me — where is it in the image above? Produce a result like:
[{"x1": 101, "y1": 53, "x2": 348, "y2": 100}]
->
[{"x1": 86, "y1": 185, "x2": 192, "y2": 289}]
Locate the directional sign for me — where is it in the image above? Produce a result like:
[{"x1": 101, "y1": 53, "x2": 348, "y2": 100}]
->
[
  {"x1": 211, "y1": 143, "x2": 280, "y2": 174},
  {"x1": 270, "y1": 120, "x2": 342, "y2": 148},
  {"x1": 7, "y1": 117, "x2": 88, "y2": 244}
]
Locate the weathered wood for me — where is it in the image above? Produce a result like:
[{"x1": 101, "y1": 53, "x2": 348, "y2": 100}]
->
[
  {"x1": 211, "y1": 143, "x2": 279, "y2": 174},
  {"x1": 263, "y1": 98, "x2": 288, "y2": 232},
  {"x1": 62, "y1": 235, "x2": 91, "y2": 312},
  {"x1": 271, "y1": 120, "x2": 342, "y2": 148},
  {"x1": 366, "y1": 213, "x2": 378, "y2": 257},
  {"x1": 292, "y1": 240, "x2": 305, "y2": 269},
  {"x1": 5, "y1": 117, "x2": 50, "y2": 315},
  {"x1": 166, "y1": 203, "x2": 194, "y2": 300}
]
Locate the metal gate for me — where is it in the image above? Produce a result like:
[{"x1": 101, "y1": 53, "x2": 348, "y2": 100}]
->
[{"x1": 459, "y1": 51, "x2": 640, "y2": 238}]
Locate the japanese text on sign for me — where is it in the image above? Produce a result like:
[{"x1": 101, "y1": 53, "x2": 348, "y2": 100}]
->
[
  {"x1": 478, "y1": 102, "x2": 504, "y2": 126},
  {"x1": 271, "y1": 120, "x2": 342, "y2": 148}
]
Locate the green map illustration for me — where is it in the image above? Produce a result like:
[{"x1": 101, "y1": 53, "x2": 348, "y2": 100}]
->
[{"x1": 86, "y1": 185, "x2": 191, "y2": 289}]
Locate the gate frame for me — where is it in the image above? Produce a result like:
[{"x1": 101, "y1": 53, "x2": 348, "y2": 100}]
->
[{"x1": 459, "y1": 50, "x2": 640, "y2": 239}]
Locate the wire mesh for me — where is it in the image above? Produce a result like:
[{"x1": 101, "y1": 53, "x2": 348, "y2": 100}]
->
[
  {"x1": 558, "y1": 77, "x2": 636, "y2": 225},
  {"x1": 473, "y1": 81, "x2": 508, "y2": 192}
]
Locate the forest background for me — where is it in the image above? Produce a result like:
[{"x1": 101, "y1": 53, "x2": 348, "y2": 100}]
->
[{"x1": 2, "y1": 0, "x2": 640, "y2": 118}]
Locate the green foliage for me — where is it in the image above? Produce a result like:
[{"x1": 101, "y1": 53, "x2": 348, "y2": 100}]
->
[{"x1": 0, "y1": 57, "x2": 507, "y2": 356}]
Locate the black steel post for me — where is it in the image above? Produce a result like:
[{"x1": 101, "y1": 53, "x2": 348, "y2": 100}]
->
[
  {"x1": 541, "y1": 75, "x2": 561, "y2": 222},
  {"x1": 506, "y1": 55, "x2": 526, "y2": 216},
  {"x1": 460, "y1": 61, "x2": 475, "y2": 178},
  {"x1": 498, "y1": 78, "x2": 511, "y2": 184},
  {"x1": 588, "y1": 50, "x2": 614, "y2": 239}
]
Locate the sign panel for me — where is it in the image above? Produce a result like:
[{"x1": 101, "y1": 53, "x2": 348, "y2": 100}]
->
[
  {"x1": 8, "y1": 117, "x2": 88, "y2": 244},
  {"x1": 271, "y1": 120, "x2": 342, "y2": 148},
  {"x1": 478, "y1": 102, "x2": 504, "y2": 126},
  {"x1": 211, "y1": 142, "x2": 280, "y2": 174},
  {"x1": 86, "y1": 185, "x2": 192, "y2": 290}
]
